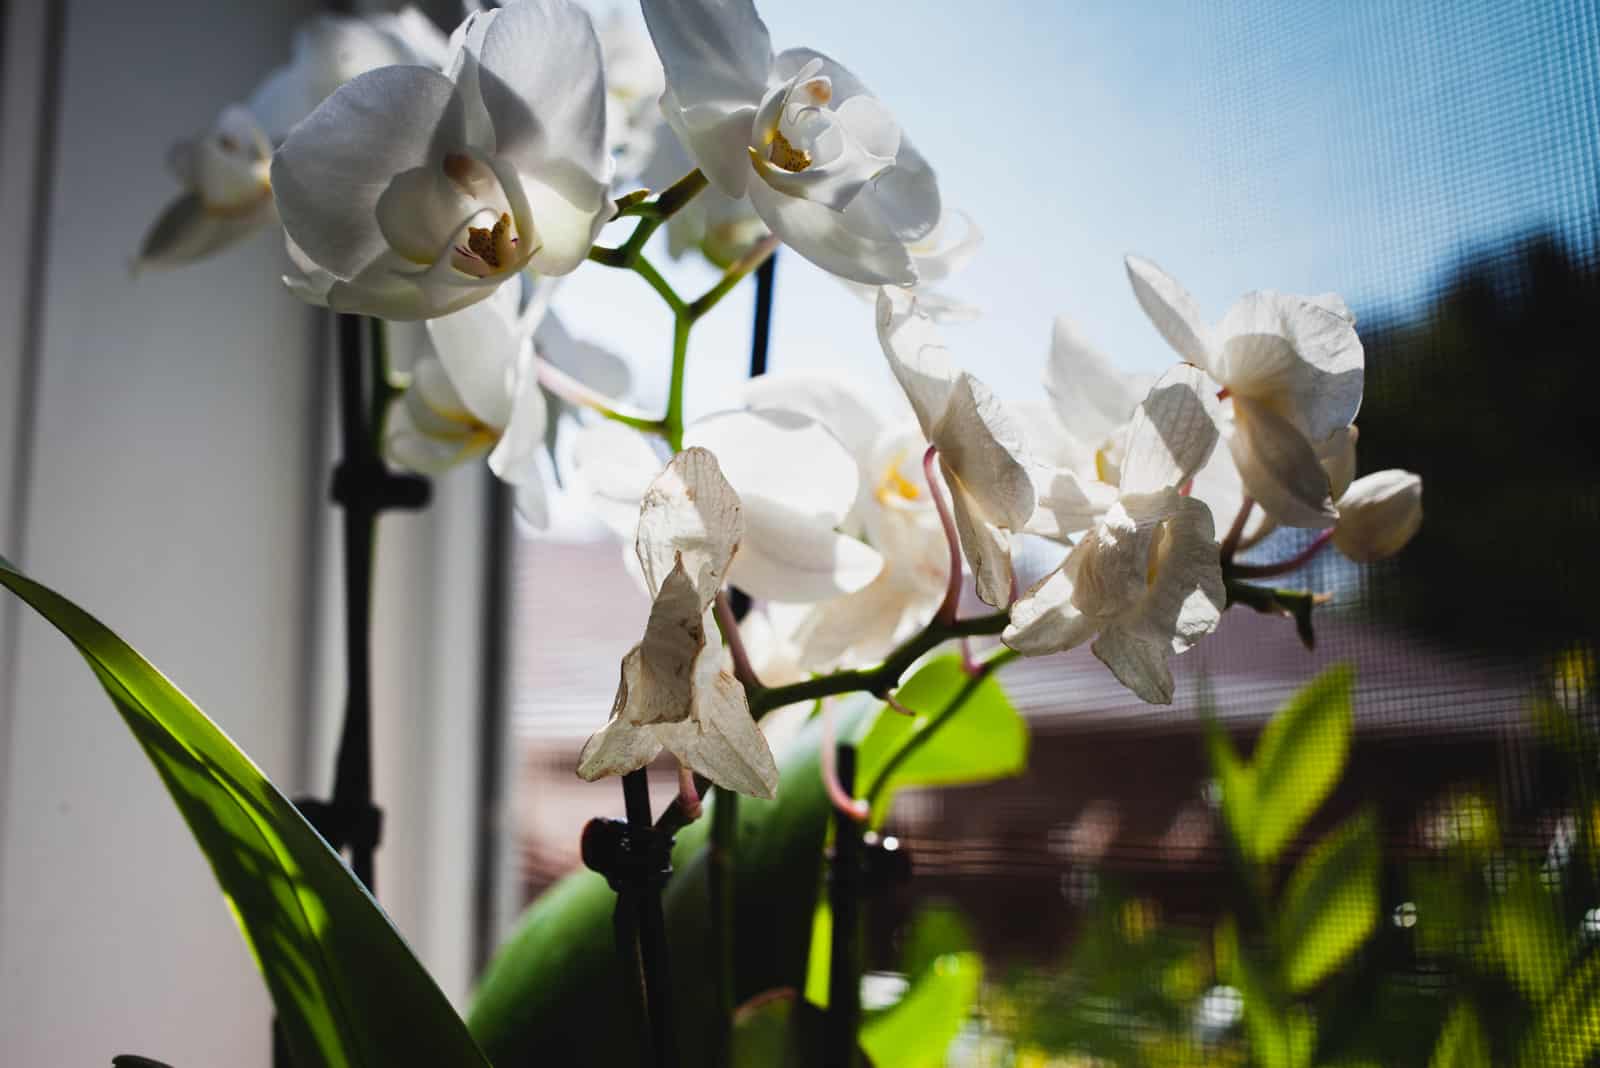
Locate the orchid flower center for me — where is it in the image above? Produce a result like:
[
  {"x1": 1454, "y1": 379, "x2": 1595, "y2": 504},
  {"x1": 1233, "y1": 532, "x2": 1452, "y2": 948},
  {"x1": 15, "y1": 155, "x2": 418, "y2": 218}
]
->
[
  {"x1": 873, "y1": 451, "x2": 923, "y2": 507},
  {"x1": 763, "y1": 72, "x2": 834, "y2": 174},
  {"x1": 768, "y1": 130, "x2": 813, "y2": 173},
  {"x1": 439, "y1": 152, "x2": 523, "y2": 279}
]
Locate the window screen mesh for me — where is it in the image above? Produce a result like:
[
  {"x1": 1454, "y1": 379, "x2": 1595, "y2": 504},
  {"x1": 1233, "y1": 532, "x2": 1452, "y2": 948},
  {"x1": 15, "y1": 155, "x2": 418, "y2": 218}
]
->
[{"x1": 506, "y1": 1, "x2": 1600, "y2": 1062}]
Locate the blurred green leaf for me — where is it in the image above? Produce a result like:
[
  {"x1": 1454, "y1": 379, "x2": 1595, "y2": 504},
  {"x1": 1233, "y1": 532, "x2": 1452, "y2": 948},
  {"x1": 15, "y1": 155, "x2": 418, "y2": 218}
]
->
[
  {"x1": 856, "y1": 655, "x2": 1029, "y2": 825},
  {"x1": 860, "y1": 952, "x2": 981, "y2": 1068},
  {"x1": 1220, "y1": 918, "x2": 1314, "y2": 1068},
  {"x1": 1485, "y1": 870, "x2": 1569, "y2": 1002},
  {"x1": 898, "y1": 903, "x2": 977, "y2": 981},
  {"x1": 854, "y1": 905, "x2": 981, "y2": 1068},
  {"x1": 1277, "y1": 809, "x2": 1380, "y2": 994},
  {"x1": 0, "y1": 563, "x2": 489, "y2": 1068},
  {"x1": 1250, "y1": 665, "x2": 1354, "y2": 866},
  {"x1": 730, "y1": 990, "x2": 872, "y2": 1068},
  {"x1": 1517, "y1": 949, "x2": 1600, "y2": 1067},
  {"x1": 1429, "y1": 1001, "x2": 1490, "y2": 1068},
  {"x1": 1206, "y1": 717, "x2": 1257, "y2": 862}
]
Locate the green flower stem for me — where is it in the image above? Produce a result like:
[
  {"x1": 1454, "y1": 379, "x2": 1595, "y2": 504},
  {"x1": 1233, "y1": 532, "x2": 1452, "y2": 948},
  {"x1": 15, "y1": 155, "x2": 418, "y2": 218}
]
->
[
  {"x1": 860, "y1": 646, "x2": 1019, "y2": 811},
  {"x1": 687, "y1": 236, "x2": 781, "y2": 322},
  {"x1": 747, "y1": 611, "x2": 1010, "y2": 719},
  {"x1": 663, "y1": 317, "x2": 691, "y2": 451}
]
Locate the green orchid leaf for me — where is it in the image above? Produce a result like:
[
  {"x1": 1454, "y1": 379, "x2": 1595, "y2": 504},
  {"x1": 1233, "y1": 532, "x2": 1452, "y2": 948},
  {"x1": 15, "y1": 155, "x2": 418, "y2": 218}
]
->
[
  {"x1": 856, "y1": 655, "x2": 1029, "y2": 825},
  {"x1": 0, "y1": 563, "x2": 489, "y2": 1068},
  {"x1": 469, "y1": 702, "x2": 876, "y2": 1065},
  {"x1": 1429, "y1": 1001, "x2": 1490, "y2": 1068},
  {"x1": 1277, "y1": 808, "x2": 1380, "y2": 994},
  {"x1": 730, "y1": 989, "x2": 874, "y2": 1068}
]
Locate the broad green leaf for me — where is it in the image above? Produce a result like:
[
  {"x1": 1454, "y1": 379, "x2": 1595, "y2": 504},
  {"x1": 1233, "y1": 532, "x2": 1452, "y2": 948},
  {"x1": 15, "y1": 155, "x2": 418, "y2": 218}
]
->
[
  {"x1": 0, "y1": 562, "x2": 489, "y2": 1068},
  {"x1": 1249, "y1": 665, "x2": 1354, "y2": 865},
  {"x1": 469, "y1": 702, "x2": 875, "y2": 1065},
  {"x1": 1429, "y1": 1001, "x2": 1490, "y2": 1068},
  {"x1": 1486, "y1": 869, "x2": 1569, "y2": 1002},
  {"x1": 730, "y1": 990, "x2": 872, "y2": 1067},
  {"x1": 1205, "y1": 716, "x2": 1256, "y2": 862},
  {"x1": 1220, "y1": 918, "x2": 1314, "y2": 1068},
  {"x1": 1277, "y1": 809, "x2": 1380, "y2": 993},
  {"x1": 856, "y1": 655, "x2": 1029, "y2": 825},
  {"x1": 898, "y1": 903, "x2": 976, "y2": 981},
  {"x1": 860, "y1": 952, "x2": 981, "y2": 1068},
  {"x1": 1518, "y1": 949, "x2": 1600, "y2": 1067}
]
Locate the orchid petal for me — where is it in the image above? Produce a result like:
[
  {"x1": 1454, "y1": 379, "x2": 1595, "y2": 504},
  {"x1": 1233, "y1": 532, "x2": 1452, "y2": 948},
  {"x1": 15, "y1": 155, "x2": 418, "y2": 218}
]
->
[
  {"x1": 486, "y1": 357, "x2": 548, "y2": 485},
  {"x1": 1320, "y1": 425, "x2": 1358, "y2": 500},
  {"x1": 1125, "y1": 255, "x2": 1213, "y2": 370},
  {"x1": 748, "y1": 174, "x2": 915, "y2": 286},
  {"x1": 1229, "y1": 396, "x2": 1337, "y2": 528},
  {"x1": 641, "y1": 0, "x2": 772, "y2": 114},
  {"x1": 520, "y1": 169, "x2": 615, "y2": 276},
  {"x1": 1217, "y1": 292, "x2": 1364, "y2": 442},
  {"x1": 1130, "y1": 495, "x2": 1223, "y2": 654},
  {"x1": 931, "y1": 373, "x2": 1035, "y2": 530},
  {"x1": 1118, "y1": 363, "x2": 1220, "y2": 496},
  {"x1": 737, "y1": 373, "x2": 884, "y2": 464},
  {"x1": 876, "y1": 287, "x2": 956, "y2": 438},
  {"x1": 474, "y1": 0, "x2": 609, "y2": 182},
  {"x1": 728, "y1": 507, "x2": 883, "y2": 603},
  {"x1": 570, "y1": 422, "x2": 664, "y2": 540},
  {"x1": 635, "y1": 447, "x2": 744, "y2": 603},
  {"x1": 425, "y1": 286, "x2": 522, "y2": 428},
  {"x1": 946, "y1": 475, "x2": 1013, "y2": 608},
  {"x1": 657, "y1": 633, "x2": 777, "y2": 798},
  {"x1": 272, "y1": 65, "x2": 464, "y2": 281},
  {"x1": 1003, "y1": 558, "x2": 1097, "y2": 656},
  {"x1": 684, "y1": 408, "x2": 861, "y2": 527},
  {"x1": 1045, "y1": 315, "x2": 1147, "y2": 448},
  {"x1": 1091, "y1": 625, "x2": 1175, "y2": 705}
]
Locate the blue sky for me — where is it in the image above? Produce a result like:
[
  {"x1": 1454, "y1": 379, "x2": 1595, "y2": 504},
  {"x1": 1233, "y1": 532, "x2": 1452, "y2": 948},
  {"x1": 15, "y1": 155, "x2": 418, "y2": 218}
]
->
[{"x1": 554, "y1": 0, "x2": 1598, "y2": 420}]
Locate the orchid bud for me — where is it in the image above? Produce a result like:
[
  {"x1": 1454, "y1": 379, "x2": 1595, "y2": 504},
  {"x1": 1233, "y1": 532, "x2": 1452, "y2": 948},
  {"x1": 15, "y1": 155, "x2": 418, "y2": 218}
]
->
[{"x1": 1333, "y1": 470, "x2": 1423, "y2": 562}]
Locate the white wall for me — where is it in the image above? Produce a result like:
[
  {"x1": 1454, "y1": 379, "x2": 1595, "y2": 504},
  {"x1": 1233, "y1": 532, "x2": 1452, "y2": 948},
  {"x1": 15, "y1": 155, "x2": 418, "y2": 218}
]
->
[{"x1": 0, "y1": 1, "x2": 492, "y2": 1063}]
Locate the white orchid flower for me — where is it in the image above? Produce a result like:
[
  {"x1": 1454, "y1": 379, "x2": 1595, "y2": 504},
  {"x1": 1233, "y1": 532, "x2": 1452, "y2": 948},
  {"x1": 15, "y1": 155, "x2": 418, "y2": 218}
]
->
[
  {"x1": 640, "y1": 0, "x2": 942, "y2": 286},
  {"x1": 135, "y1": 106, "x2": 278, "y2": 272},
  {"x1": 571, "y1": 410, "x2": 883, "y2": 603},
  {"x1": 385, "y1": 280, "x2": 553, "y2": 527},
  {"x1": 739, "y1": 373, "x2": 949, "y2": 670},
  {"x1": 577, "y1": 448, "x2": 779, "y2": 799},
  {"x1": 135, "y1": 9, "x2": 448, "y2": 272},
  {"x1": 272, "y1": 0, "x2": 616, "y2": 321},
  {"x1": 1004, "y1": 364, "x2": 1226, "y2": 705},
  {"x1": 1125, "y1": 256, "x2": 1364, "y2": 530},
  {"x1": 877, "y1": 288, "x2": 1035, "y2": 606}
]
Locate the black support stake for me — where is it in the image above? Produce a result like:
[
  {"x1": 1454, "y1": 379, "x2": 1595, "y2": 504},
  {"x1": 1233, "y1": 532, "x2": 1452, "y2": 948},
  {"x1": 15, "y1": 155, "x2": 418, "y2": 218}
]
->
[{"x1": 825, "y1": 745, "x2": 862, "y2": 1067}]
